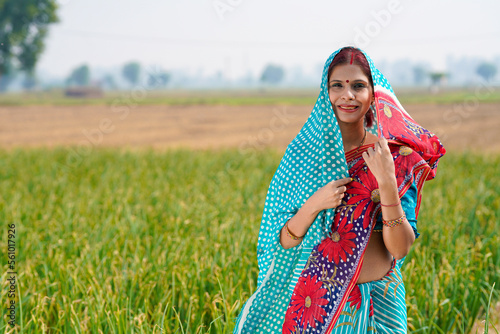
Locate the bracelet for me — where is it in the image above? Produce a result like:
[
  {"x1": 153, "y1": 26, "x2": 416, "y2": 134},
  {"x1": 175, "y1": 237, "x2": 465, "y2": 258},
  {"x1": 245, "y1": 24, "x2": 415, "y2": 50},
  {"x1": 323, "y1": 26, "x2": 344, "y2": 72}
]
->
[
  {"x1": 383, "y1": 214, "x2": 406, "y2": 228},
  {"x1": 381, "y1": 199, "x2": 401, "y2": 207},
  {"x1": 285, "y1": 221, "x2": 305, "y2": 240}
]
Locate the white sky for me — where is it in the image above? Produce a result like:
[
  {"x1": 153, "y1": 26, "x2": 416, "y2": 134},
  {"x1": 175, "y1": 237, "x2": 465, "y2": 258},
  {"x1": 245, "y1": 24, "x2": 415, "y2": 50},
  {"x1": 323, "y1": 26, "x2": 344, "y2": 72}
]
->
[{"x1": 37, "y1": 0, "x2": 500, "y2": 79}]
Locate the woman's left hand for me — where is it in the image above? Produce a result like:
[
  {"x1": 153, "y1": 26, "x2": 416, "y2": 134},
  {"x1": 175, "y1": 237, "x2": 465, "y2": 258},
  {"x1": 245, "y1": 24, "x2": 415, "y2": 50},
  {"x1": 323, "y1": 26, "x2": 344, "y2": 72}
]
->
[{"x1": 362, "y1": 137, "x2": 396, "y2": 184}]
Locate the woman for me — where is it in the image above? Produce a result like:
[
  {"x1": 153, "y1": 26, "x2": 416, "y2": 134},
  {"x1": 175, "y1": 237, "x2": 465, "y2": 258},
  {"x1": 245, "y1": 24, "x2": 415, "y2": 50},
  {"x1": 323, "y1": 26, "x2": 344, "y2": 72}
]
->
[{"x1": 234, "y1": 47, "x2": 445, "y2": 333}]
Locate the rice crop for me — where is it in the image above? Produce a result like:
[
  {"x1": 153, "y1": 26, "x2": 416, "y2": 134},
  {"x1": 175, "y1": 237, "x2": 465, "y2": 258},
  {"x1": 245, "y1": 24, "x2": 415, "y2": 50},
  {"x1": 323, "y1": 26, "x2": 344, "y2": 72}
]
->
[{"x1": 0, "y1": 148, "x2": 498, "y2": 333}]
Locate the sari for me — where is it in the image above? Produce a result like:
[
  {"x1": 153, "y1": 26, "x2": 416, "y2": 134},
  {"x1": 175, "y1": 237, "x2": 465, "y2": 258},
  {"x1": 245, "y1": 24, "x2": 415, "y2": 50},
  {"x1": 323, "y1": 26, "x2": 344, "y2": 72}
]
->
[{"x1": 234, "y1": 47, "x2": 445, "y2": 333}]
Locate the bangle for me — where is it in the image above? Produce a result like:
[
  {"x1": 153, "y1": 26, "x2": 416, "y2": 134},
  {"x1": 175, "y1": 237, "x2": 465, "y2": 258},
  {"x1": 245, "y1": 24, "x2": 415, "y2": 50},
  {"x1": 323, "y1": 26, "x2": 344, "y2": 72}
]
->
[
  {"x1": 381, "y1": 200, "x2": 401, "y2": 207},
  {"x1": 383, "y1": 214, "x2": 406, "y2": 228},
  {"x1": 285, "y1": 221, "x2": 305, "y2": 240}
]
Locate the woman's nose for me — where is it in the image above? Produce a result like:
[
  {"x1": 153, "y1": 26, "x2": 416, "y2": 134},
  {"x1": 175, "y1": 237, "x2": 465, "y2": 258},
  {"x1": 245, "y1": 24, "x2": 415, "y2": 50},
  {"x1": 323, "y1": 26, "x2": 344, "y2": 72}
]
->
[{"x1": 342, "y1": 88, "x2": 355, "y2": 100}]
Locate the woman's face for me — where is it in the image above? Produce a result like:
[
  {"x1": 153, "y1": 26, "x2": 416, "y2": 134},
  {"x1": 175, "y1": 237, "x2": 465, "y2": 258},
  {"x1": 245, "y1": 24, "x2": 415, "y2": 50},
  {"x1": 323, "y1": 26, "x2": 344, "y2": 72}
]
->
[{"x1": 328, "y1": 64, "x2": 374, "y2": 126}]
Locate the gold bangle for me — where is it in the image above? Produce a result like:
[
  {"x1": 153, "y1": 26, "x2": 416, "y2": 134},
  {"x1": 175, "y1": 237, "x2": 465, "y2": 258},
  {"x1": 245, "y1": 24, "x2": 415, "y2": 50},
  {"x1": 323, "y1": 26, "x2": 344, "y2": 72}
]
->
[
  {"x1": 285, "y1": 221, "x2": 304, "y2": 240},
  {"x1": 383, "y1": 214, "x2": 406, "y2": 228}
]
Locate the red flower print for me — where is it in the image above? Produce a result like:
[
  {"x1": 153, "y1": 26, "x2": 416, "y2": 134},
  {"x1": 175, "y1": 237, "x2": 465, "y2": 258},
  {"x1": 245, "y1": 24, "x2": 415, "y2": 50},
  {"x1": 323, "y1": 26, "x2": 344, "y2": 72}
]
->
[
  {"x1": 369, "y1": 296, "x2": 374, "y2": 317},
  {"x1": 394, "y1": 145, "x2": 419, "y2": 183},
  {"x1": 290, "y1": 275, "x2": 328, "y2": 329},
  {"x1": 347, "y1": 286, "x2": 362, "y2": 310},
  {"x1": 377, "y1": 91, "x2": 445, "y2": 179},
  {"x1": 346, "y1": 173, "x2": 380, "y2": 229},
  {"x1": 318, "y1": 216, "x2": 356, "y2": 264},
  {"x1": 282, "y1": 308, "x2": 299, "y2": 334}
]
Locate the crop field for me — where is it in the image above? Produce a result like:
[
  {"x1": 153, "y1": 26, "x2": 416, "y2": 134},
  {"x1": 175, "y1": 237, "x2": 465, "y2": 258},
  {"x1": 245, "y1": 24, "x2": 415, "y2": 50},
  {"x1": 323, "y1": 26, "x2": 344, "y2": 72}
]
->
[
  {"x1": 0, "y1": 148, "x2": 498, "y2": 333},
  {"x1": 0, "y1": 91, "x2": 499, "y2": 333}
]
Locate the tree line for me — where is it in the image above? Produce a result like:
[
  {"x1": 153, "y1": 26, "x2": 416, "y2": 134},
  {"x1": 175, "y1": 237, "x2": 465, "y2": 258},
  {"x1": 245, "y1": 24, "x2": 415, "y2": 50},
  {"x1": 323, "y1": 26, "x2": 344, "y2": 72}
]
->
[
  {"x1": 0, "y1": 0, "x2": 498, "y2": 92},
  {"x1": 65, "y1": 62, "x2": 171, "y2": 89}
]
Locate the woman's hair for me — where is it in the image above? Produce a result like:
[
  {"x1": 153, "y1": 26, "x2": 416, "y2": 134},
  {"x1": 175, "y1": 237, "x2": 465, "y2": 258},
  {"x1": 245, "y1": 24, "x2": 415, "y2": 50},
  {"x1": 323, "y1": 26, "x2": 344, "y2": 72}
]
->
[{"x1": 327, "y1": 47, "x2": 375, "y2": 128}]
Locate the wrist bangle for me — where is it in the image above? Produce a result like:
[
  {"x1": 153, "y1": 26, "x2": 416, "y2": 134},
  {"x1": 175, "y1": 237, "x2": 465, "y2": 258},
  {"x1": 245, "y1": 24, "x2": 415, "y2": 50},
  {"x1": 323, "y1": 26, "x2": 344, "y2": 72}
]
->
[
  {"x1": 381, "y1": 199, "x2": 401, "y2": 207},
  {"x1": 383, "y1": 214, "x2": 406, "y2": 228},
  {"x1": 285, "y1": 221, "x2": 305, "y2": 240}
]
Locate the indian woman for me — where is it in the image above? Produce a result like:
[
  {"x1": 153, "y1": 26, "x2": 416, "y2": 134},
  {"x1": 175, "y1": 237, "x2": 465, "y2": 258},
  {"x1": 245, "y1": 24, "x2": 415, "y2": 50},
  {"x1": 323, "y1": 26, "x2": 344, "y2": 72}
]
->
[{"x1": 233, "y1": 46, "x2": 445, "y2": 333}]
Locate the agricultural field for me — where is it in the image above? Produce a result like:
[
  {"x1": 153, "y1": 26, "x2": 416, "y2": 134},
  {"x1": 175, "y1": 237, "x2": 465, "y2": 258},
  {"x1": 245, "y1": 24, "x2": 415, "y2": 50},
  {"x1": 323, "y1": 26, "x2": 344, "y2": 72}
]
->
[
  {"x1": 0, "y1": 90, "x2": 499, "y2": 333},
  {"x1": 1, "y1": 101, "x2": 500, "y2": 153}
]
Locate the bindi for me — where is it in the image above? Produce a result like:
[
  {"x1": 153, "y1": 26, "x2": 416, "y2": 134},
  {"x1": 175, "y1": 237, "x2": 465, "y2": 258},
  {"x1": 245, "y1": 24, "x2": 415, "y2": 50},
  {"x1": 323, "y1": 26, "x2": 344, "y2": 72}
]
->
[{"x1": 346, "y1": 80, "x2": 349, "y2": 83}]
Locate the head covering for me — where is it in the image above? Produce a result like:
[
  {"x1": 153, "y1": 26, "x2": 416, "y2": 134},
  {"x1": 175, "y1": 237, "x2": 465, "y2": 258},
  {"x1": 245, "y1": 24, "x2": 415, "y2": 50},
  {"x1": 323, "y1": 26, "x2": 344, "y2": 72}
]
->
[{"x1": 235, "y1": 46, "x2": 445, "y2": 334}]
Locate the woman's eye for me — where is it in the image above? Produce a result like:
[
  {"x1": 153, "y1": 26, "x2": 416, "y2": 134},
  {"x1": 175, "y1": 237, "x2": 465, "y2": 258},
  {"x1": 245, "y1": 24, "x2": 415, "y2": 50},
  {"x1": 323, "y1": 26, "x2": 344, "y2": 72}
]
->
[
  {"x1": 354, "y1": 83, "x2": 366, "y2": 89},
  {"x1": 330, "y1": 83, "x2": 342, "y2": 88}
]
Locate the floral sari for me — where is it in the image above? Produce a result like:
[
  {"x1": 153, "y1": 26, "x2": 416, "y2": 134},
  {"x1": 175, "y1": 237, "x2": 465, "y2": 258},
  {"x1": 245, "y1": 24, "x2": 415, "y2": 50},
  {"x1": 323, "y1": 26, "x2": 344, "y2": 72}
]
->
[
  {"x1": 282, "y1": 142, "x2": 428, "y2": 333},
  {"x1": 233, "y1": 47, "x2": 445, "y2": 334}
]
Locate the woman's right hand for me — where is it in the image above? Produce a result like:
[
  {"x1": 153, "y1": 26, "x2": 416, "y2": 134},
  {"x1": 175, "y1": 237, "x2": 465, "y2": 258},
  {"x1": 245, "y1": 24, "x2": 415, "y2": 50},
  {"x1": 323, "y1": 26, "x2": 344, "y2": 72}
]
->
[
  {"x1": 280, "y1": 177, "x2": 352, "y2": 249},
  {"x1": 305, "y1": 177, "x2": 352, "y2": 214}
]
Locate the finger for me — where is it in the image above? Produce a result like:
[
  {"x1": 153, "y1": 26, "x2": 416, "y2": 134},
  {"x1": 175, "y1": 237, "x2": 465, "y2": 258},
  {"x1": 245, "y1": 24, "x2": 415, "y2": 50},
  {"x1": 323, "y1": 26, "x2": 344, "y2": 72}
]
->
[
  {"x1": 335, "y1": 177, "x2": 352, "y2": 186},
  {"x1": 362, "y1": 151, "x2": 369, "y2": 160},
  {"x1": 339, "y1": 193, "x2": 345, "y2": 203},
  {"x1": 379, "y1": 141, "x2": 385, "y2": 153},
  {"x1": 336, "y1": 185, "x2": 347, "y2": 193},
  {"x1": 379, "y1": 137, "x2": 389, "y2": 149}
]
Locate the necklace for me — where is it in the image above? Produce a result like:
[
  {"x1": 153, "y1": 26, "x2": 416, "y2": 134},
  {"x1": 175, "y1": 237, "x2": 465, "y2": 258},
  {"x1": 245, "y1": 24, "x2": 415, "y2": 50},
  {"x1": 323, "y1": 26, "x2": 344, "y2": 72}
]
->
[{"x1": 354, "y1": 128, "x2": 367, "y2": 156}]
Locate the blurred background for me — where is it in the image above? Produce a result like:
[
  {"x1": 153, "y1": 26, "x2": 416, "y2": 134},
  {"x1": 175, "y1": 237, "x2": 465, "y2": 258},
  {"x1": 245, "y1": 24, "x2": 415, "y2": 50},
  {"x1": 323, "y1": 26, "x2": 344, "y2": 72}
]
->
[
  {"x1": 1, "y1": 1, "x2": 499, "y2": 333},
  {"x1": 1, "y1": 0, "x2": 500, "y2": 152},
  {"x1": 3, "y1": 0, "x2": 500, "y2": 91},
  {"x1": 1, "y1": 0, "x2": 500, "y2": 151}
]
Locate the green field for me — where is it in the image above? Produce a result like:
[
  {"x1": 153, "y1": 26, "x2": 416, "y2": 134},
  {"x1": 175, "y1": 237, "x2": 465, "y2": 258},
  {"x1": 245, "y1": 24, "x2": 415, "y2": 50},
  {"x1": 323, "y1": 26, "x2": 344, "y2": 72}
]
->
[
  {"x1": 1, "y1": 87, "x2": 500, "y2": 106},
  {"x1": 0, "y1": 148, "x2": 498, "y2": 333}
]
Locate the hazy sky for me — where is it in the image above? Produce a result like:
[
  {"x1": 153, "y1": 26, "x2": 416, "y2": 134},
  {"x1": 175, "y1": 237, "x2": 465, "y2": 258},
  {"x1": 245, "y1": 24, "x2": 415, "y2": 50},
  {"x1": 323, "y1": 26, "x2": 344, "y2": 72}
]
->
[{"x1": 38, "y1": 0, "x2": 500, "y2": 79}]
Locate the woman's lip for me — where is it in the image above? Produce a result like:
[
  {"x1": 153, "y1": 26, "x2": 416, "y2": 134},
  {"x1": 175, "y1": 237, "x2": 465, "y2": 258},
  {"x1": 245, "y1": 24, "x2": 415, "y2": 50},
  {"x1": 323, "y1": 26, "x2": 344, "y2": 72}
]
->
[{"x1": 337, "y1": 105, "x2": 360, "y2": 113}]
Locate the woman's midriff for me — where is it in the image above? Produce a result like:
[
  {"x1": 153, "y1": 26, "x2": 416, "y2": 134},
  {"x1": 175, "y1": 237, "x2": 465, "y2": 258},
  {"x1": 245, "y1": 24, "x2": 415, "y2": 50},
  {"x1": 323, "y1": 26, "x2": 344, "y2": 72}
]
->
[{"x1": 356, "y1": 232, "x2": 393, "y2": 284}]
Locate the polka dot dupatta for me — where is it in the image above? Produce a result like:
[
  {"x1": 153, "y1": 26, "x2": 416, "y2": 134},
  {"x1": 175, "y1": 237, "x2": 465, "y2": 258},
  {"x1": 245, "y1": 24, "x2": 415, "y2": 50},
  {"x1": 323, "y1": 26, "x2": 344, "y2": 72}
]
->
[{"x1": 233, "y1": 47, "x2": 445, "y2": 334}]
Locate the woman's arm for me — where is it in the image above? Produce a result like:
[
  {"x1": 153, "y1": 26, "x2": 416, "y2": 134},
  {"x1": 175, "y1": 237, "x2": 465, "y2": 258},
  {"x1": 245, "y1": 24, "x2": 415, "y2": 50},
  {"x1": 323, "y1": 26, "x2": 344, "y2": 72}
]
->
[
  {"x1": 377, "y1": 177, "x2": 415, "y2": 259},
  {"x1": 279, "y1": 177, "x2": 352, "y2": 249},
  {"x1": 362, "y1": 138, "x2": 415, "y2": 259}
]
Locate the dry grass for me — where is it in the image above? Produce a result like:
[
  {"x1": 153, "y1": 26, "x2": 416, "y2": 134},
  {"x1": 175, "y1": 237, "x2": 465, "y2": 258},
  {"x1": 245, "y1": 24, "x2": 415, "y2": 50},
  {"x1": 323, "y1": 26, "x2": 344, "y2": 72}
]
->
[
  {"x1": 1, "y1": 103, "x2": 500, "y2": 152},
  {"x1": 470, "y1": 301, "x2": 500, "y2": 333}
]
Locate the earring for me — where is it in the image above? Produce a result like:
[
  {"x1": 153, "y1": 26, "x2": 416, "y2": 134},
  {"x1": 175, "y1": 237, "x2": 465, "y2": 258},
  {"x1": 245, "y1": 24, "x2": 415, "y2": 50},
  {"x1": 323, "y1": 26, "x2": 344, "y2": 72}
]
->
[{"x1": 370, "y1": 103, "x2": 375, "y2": 112}]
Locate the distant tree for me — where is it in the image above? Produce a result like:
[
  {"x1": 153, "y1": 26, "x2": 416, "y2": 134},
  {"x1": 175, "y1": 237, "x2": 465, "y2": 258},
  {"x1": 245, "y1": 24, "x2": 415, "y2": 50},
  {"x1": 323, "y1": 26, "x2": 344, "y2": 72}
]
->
[
  {"x1": 429, "y1": 72, "x2": 447, "y2": 93},
  {"x1": 260, "y1": 64, "x2": 284, "y2": 85},
  {"x1": 476, "y1": 62, "x2": 497, "y2": 82},
  {"x1": 429, "y1": 72, "x2": 446, "y2": 85},
  {"x1": 66, "y1": 65, "x2": 90, "y2": 86},
  {"x1": 22, "y1": 74, "x2": 37, "y2": 91},
  {"x1": 0, "y1": 0, "x2": 59, "y2": 89},
  {"x1": 412, "y1": 66, "x2": 427, "y2": 86},
  {"x1": 122, "y1": 62, "x2": 141, "y2": 86},
  {"x1": 0, "y1": 60, "x2": 17, "y2": 92},
  {"x1": 101, "y1": 74, "x2": 117, "y2": 90},
  {"x1": 147, "y1": 71, "x2": 170, "y2": 88}
]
